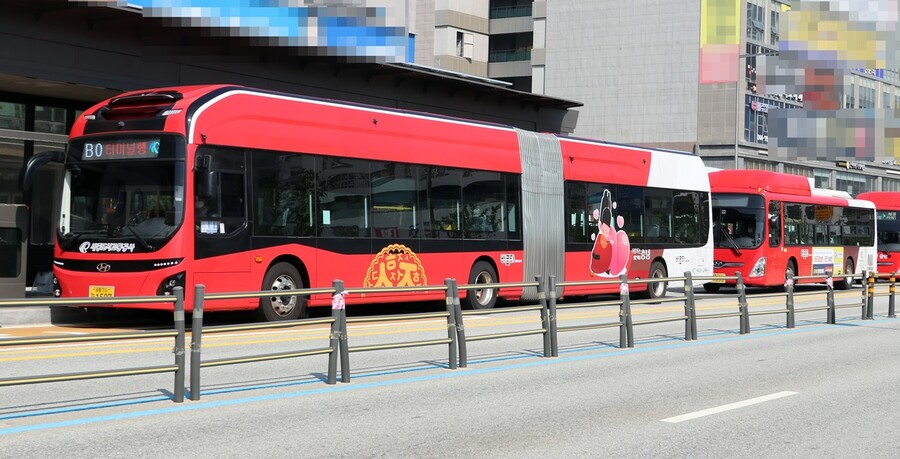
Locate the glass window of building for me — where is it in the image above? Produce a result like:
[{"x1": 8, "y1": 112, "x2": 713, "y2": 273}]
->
[
  {"x1": 746, "y1": 2, "x2": 765, "y2": 42},
  {"x1": 770, "y1": 9, "x2": 779, "y2": 44},
  {"x1": 835, "y1": 171, "x2": 868, "y2": 196},
  {"x1": 34, "y1": 106, "x2": 67, "y2": 134},
  {"x1": 858, "y1": 80, "x2": 875, "y2": 109},
  {"x1": 846, "y1": 82, "x2": 855, "y2": 108},
  {"x1": 744, "y1": 158, "x2": 776, "y2": 171},
  {"x1": 813, "y1": 169, "x2": 831, "y2": 189},
  {"x1": 883, "y1": 178, "x2": 900, "y2": 192},
  {"x1": 0, "y1": 101, "x2": 25, "y2": 130},
  {"x1": 783, "y1": 164, "x2": 812, "y2": 178},
  {"x1": 0, "y1": 138, "x2": 25, "y2": 204}
]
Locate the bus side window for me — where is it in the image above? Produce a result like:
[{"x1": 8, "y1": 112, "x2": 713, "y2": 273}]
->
[{"x1": 768, "y1": 200, "x2": 781, "y2": 247}]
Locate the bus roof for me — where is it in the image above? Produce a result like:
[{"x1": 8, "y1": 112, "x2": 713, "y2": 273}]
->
[
  {"x1": 708, "y1": 169, "x2": 811, "y2": 196},
  {"x1": 708, "y1": 169, "x2": 870, "y2": 207},
  {"x1": 857, "y1": 191, "x2": 900, "y2": 210}
]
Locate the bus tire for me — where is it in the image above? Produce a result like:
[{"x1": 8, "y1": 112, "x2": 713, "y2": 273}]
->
[
  {"x1": 836, "y1": 259, "x2": 854, "y2": 290},
  {"x1": 636, "y1": 261, "x2": 668, "y2": 299},
  {"x1": 257, "y1": 262, "x2": 308, "y2": 321},
  {"x1": 778, "y1": 260, "x2": 797, "y2": 292},
  {"x1": 466, "y1": 261, "x2": 498, "y2": 310},
  {"x1": 647, "y1": 261, "x2": 669, "y2": 299},
  {"x1": 703, "y1": 283, "x2": 722, "y2": 293}
]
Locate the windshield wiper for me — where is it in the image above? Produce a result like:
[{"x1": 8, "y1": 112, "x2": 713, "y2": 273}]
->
[
  {"x1": 120, "y1": 224, "x2": 154, "y2": 251},
  {"x1": 719, "y1": 226, "x2": 742, "y2": 255},
  {"x1": 61, "y1": 232, "x2": 85, "y2": 252}
]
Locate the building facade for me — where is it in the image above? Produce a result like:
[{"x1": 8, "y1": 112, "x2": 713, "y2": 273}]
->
[{"x1": 416, "y1": 0, "x2": 900, "y2": 197}]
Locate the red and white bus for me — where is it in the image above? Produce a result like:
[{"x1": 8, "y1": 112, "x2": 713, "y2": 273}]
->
[
  {"x1": 706, "y1": 169, "x2": 876, "y2": 291},
  {"x1": 32, "y1": 85, "x2": 713, "y2": 320},
  {"x1": 856, "y1": 191, "x2": 900, "y2": 274}
]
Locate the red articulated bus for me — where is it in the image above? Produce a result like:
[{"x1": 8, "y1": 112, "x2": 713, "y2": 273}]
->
[
  {"x1": 32, "y1": 85, "x2": 713, "y2": 320},
  {"x1": 856, "y1": 191, "x2": 900, "y2": 274},
  {"x1": 706, "y1": 169, "x2": 876, "y2": 292}
]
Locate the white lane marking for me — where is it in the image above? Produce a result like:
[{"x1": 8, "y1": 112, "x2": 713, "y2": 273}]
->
[{"x1": 661, "y1": 391, "x2": 798, "y2": 423}]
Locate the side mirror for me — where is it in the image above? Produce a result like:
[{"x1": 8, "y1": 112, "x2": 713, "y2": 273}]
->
[
  {"x1": 20, "y1": 150, "x2": 65, "y2": 204},
  {"x1": 194, "y1": 155, "x2": 218, "y2": 199},
  {"x1": 196, "y1": 170, "x2": 219, "y2": 199}
]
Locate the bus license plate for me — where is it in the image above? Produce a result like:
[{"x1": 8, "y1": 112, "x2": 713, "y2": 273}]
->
[
  {"x1": 710, "y1": 274, "x2": 726, "y2": 284},
  {"x1": 89, "y1": 286, "x2": 115, "y2": 297}
]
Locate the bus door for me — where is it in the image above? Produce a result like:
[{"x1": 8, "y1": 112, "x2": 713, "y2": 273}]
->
[
  {"x1": 193, "y1": 149, "x2": 252, "y2": 294},
  {"x1": 766, "y1": 200, "x2": 787, "y2": 280}
]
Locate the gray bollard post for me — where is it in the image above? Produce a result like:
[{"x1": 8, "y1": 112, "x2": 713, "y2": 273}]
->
[
  {"x1": 785, "y1": 272, "x2": 795, "y2": 329},
  {"x1": 172, "y1": 287, "x2": 185, "y2": 403},
  {"x1": 450, "y1": 279, "x2": 467, "y2": 368},
  {"x1": 889, "y1": 273, "x2": 897, "y2": 319},
  {"x1": 443, "y1": 278, "x2": 458, "y2": 370},
  {"x1": 736, "y1": 272, "x2": 750, "y2": 334},
  {"x1": 536, "y1": 275, "x2": 551, "y2": 358},
  {"x1": 619, "y1": 274, "x2": 634, "y2": 348},
  {"x1": 683, "y1": 271, "x2": 695, "y2": 341},
  {"x1": 826, "y1": 276, "x2": 836, "y2": 325},
  {"x1": 860, "y1": 270, "x2": 868, "y2": 319},
  {"x1": 866, "y1": 271, "x2": 875, "y2": 320},
  {"x1": 548, "y1": 275, "x2": 559, "y2": 357},
  {"x1": 190, "y1": 284, "x2": 204, "y2": 400}
]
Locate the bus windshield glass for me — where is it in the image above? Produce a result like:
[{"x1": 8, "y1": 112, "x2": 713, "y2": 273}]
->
[
  {"x1": 877, "y1": 212, "x2": 900, "y2": 252},
  {"x1": 711, "y1": 193, "x2": 765, "y2": 249},
  {"x1": 57, "y1": 135, "x2": 186, "y2": 252}
]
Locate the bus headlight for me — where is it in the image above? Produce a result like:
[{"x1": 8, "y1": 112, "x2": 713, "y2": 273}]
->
[
  {"x1": 157, "y1": 272, "x2": 185, "y2": 296},
  {"x1": 52, "y1": 276, "x2": 61, "y2": 298},
  {"x1": 749, "y1": 257, "x2": 766, "y2": 277}
]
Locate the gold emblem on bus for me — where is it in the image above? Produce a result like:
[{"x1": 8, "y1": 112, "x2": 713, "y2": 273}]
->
[{"x1": 364, "y1": 244, "x2": 427, "y2": 288}]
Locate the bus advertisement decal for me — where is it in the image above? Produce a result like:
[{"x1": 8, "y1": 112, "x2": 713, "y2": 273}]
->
[
  {"x1": 812, "y1": 247, "x2": 844, "y2": 276},
  {"x1": 364, "y1": 244, "x2": 427, "y2": 288},
  {"x1": 589, "y1": 190, "x2": 632, "y2": 278}
]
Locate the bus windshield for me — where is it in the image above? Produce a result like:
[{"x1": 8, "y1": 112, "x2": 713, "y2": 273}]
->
[
  {"x1": 711, "y1": 193, "x2": 765, "y2": 249},
  {"x1": 57, "y1": 135, "x2": 186, "y2": 252},
  {"x1": 877, "y1": 214, "x2": 900, "y2": 252}
]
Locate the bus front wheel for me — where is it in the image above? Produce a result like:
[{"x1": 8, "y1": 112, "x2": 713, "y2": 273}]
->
[
  {"x1": 257, "y1": 262, "x2": 308, "y2": 321},
  {"x1": 466, "y1": 261, "x2": 498, "y2": 310}
]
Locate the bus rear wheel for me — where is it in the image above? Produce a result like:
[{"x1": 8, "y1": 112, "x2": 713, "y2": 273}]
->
[
  {"x1": 637, "y1": 261, "x2": 668, "y2": 299},
  {"x1": 466, "y1": 261, "x2": 498, "y2": 310},
  {"x1": 257, "y1": 262, "x2": 308, "y2": 321},
  {"x1": 836, "y1": 259, "x2": 854, "y2": 290}
]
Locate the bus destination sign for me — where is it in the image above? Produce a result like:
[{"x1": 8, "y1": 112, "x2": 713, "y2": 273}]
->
[{"x1": 83, "y1": 139, "x2": 160, "y2": 161}]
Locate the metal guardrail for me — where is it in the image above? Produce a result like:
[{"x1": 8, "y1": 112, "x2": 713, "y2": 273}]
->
[
  {"x1": 3, "y1": 269, "x2": 898, "y2": 404},
  {"x1": 0, "y1": 288, "x2": 187, "y2": 402},
  {"x1": 453, "y1": 278, "x2": 548, "y2": 367},
  {"x1": 189, "y1": 284, "x2": 341, "y2": 402}
]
